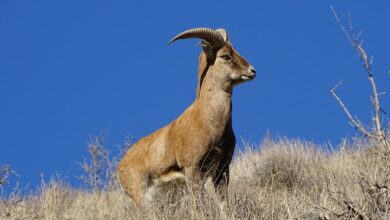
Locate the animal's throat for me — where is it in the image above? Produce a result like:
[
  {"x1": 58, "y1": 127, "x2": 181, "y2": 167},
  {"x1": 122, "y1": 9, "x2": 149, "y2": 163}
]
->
[{"x1": 198, "y1": 94, "x2": 232, "y2": 132}]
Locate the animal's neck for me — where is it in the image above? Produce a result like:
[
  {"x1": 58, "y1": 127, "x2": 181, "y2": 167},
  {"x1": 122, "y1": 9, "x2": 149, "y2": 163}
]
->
[{"x1": 196, "y1": 73, "x2": 233, "y2": 131}]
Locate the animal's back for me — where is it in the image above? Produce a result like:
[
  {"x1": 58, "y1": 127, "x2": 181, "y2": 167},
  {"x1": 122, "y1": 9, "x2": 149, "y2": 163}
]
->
[{"x1": 119, "y1": 124, "x2": 173, "y2": 174}]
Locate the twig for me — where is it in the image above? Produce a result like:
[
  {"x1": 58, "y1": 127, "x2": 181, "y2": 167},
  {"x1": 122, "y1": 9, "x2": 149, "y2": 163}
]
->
[
  {"x1": 0, "y1": 164, "x2": 19, "y2": 187},
  {"x1": 330, "y1": 81, "x2": 375, "y2": 139}
]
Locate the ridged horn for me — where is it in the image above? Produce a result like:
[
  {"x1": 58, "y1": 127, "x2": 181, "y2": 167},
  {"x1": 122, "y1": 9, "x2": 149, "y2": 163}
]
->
[{"x1": 168, "y1": 28, "x2": 226, "y2": 49}]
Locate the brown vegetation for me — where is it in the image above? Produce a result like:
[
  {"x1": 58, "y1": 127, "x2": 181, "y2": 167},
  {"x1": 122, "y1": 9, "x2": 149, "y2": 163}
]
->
[{"x1": 1, "y1": 137, "x2": 390, "y2": 219}]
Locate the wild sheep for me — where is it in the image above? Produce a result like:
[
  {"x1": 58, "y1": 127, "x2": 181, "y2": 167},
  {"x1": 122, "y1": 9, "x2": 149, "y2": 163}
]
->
[{"x1": 118, "y1": 27, "x2": 256, "y2": 206}]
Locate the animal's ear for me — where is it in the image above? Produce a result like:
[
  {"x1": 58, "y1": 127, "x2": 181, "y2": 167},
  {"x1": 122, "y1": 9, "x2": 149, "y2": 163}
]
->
[
  {"x1": 216, "y1": 28, "x2": 229, "y2": 42},
  {"x1": 200, "y1": 40, "x2": 215, "y2": 61}
]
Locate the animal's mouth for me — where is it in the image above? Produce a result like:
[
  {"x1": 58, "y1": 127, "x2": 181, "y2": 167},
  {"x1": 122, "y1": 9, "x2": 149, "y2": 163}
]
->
[{"x1": 241, "y1": 74, "x2": 255, "y2": 81}]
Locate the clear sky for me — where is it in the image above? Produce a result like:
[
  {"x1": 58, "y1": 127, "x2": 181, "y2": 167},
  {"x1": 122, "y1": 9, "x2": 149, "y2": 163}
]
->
[{"x1": 1, "y1": 1, "x2": 389, "y2": 189}]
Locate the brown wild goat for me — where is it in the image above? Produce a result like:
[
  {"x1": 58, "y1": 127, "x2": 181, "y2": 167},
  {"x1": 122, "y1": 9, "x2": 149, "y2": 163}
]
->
[{"x1": 118, "y1": 28, "x2": 256, "y2": 206}]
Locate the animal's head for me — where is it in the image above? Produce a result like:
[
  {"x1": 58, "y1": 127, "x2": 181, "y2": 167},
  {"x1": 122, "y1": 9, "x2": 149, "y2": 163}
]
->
[{"x1": 169, "y1": 28, "x2": 256, "y2": 93}]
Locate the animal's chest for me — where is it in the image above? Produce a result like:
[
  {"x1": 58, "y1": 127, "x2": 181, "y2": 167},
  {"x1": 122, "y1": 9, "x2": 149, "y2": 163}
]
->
[
  {"x1": 200, "y1": 127, "x2": 235, "y2": 158},
  {"x1": 171, "y1": 108, "x2": 235, "y2": 167}
]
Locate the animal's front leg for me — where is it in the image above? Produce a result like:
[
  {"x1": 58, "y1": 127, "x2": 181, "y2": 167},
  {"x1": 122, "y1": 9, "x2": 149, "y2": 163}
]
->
[{"x1": 212, "y1": 167, "x2": 229, "y2": 200}]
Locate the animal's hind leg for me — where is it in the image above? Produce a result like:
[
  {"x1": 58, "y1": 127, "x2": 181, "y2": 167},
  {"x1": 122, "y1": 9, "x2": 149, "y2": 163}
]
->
[{"x1": 118, "y1": 167, "x2": 150, "y2": 207}]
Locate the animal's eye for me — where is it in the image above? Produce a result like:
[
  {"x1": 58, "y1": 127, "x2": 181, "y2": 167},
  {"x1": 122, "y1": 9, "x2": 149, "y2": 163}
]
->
[{"x1": 220, "y1": 54, "x2": 232, "y2": 61}]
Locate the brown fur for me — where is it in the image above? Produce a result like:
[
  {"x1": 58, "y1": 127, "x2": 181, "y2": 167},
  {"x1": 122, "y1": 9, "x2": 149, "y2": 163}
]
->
[{"x1": 118, "y1": 33, "x2": 255, "y2": 206}]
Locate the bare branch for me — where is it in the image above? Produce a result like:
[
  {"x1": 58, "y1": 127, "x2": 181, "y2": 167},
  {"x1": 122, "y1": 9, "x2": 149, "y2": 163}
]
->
[
  {"x1": 330, "y1": 82, "x2": 376, "y2": 139},
  {"x1": 330, "y1": 6, "x2": 388, "y2": 146},
  {"x1": 0, "y1": 164, "x2": 19, "y2": 187},
  {"x1": 330, "y1": 6, "x2": 354, "y2": 47},
  {"x1": 77, "y1": 132, "x2": 117, "y2": 191}
]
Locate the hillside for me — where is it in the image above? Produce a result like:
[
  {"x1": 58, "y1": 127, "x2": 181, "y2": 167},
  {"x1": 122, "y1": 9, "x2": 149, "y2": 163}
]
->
[{"x1": 1, "y1": 136, "x2": 389, "y2": 219}]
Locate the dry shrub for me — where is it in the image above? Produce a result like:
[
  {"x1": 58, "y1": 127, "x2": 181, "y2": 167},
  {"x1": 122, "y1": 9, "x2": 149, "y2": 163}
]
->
[
  {"x1": 230, "y1": 138, "x2": 329, "y2": 219},
  {"x1": 1, "y1": 137, "x2": 390, "y2": 219},
  {"x1": 238, "y1": 138, "x2": 326, "y2": 189}
]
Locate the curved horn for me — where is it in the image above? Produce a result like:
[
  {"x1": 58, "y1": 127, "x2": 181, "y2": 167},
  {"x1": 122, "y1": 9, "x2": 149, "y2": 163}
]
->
[{"x1": 168, "y1": 28, "x2": 225, "y2": 49}]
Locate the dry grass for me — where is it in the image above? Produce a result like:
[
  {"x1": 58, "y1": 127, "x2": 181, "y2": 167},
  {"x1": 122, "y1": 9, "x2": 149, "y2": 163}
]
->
[{"x1": 1, "y1": 136, "x2": 390, "y2": 220}]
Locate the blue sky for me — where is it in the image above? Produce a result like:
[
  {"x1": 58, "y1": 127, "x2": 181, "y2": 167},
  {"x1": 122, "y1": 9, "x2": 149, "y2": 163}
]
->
[{"x1": 1, "y1": 1, "x2": 389, "y2": 189}]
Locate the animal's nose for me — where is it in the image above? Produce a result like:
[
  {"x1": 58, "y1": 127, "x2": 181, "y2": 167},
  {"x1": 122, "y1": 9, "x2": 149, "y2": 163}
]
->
[
  {"x1": 249, "y1": 66, "x2": 256, "y2": 76},
  {"x1": 250, "y1": 68, "x2": 256, "y2": 74}
]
